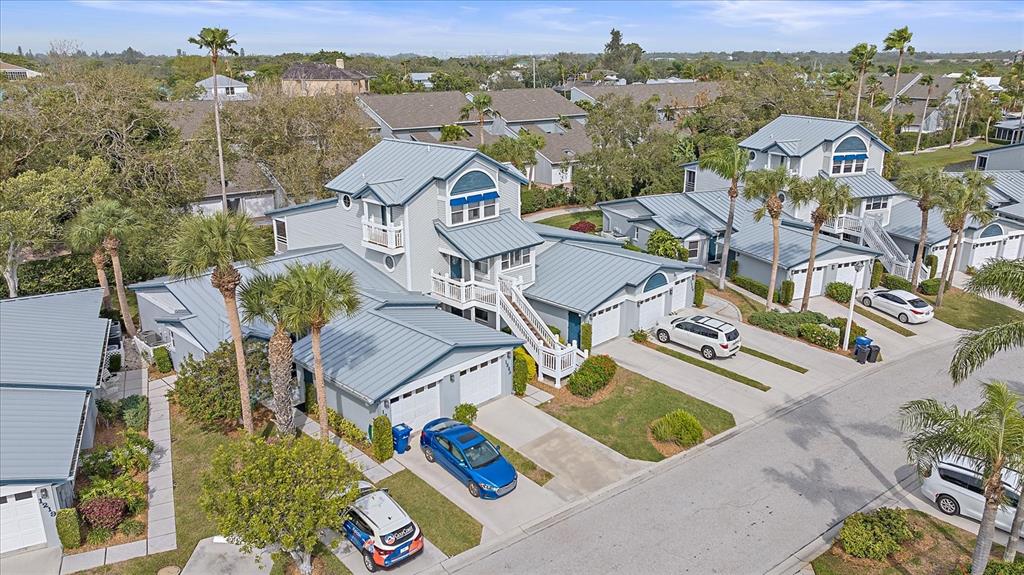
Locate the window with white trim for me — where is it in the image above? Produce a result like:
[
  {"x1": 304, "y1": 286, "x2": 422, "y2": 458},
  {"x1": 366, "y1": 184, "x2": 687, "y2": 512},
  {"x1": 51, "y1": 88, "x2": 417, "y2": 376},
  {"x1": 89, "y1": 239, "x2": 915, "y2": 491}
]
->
[
  {"x1": 864, "y1": 197, "x2": 888, "y2": 210},
  {"x1": 274, "y1": 219, "x2": 287, "y2": 250},
  {"x1": 474, "y1": 259, "x2": 490, "y2": 277},
  {"x1": 225, "y1": 86, "x2": 236, "y2": 96},
  {"x1": 687, "y1": 240, "x2": 700, "y2": 257},
  {"x1": 831, "y1": 136, "x2": 868, "y2": 175},
  {"x1": 449, "y1": 171, "x2": 499, "y2": 226},
  {"x1": 501, "y1": 249, "x2": 531, "y2": 269}
]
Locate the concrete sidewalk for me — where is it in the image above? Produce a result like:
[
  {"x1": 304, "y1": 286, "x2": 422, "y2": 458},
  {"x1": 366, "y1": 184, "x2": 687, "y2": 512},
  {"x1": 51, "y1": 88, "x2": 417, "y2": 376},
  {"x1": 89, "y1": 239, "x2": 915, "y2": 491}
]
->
[{"x1": 521, "y1": 205, "x2": 594, "y2": 223}]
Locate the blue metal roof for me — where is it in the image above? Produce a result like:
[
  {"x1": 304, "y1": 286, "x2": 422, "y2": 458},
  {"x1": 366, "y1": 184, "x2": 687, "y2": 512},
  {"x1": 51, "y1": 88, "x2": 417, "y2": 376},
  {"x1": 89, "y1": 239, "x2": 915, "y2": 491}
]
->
[
  {"x1": 885, "y1": 201, "x2": 1007, "y2": 247},
  {"x1": 0, "y1": 387, "x2": 88, "y2": 484},
  {"x1": 528, "y1": 222, "x2": 623, "y2": 246},
  {"x1": 434, "y1": 211, "x2": 544, "y2": 261},
  {"x1": 265, "y1": 197, "x2": 338, "y2": 218},
  {"x1": 739, "y1": 115, "x2": 892, "y2": 156},
  {"x1": 729, "y1": 218, "x2": 879, "y2": 269},
  {"x1": 0, "y1": 289, "x2": 107, "y2": 389},
  {"x1": 819, "y1": 170, "x2": 901, "y2": 199}
]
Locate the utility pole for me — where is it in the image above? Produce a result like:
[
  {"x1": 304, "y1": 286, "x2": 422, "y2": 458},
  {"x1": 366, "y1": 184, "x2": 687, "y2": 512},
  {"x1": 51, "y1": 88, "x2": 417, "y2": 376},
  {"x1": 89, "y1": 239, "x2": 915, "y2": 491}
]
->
[{"x1": 533, "y1": 56, "x2": 537, "y2": 88}]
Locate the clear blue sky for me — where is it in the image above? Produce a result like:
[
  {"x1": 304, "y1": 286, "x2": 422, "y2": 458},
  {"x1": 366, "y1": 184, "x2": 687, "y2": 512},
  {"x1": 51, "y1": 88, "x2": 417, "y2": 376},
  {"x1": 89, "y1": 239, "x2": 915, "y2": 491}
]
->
[{"x1": 2, "y1": 1, "x2": 1021, "y2": 57}]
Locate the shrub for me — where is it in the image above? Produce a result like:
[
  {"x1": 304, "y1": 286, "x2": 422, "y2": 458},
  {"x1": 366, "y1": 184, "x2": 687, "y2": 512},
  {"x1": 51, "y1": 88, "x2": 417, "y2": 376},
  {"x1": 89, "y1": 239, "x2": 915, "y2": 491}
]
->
[
  {"x1": 881, "y1": 274, "x2": 913, "y2": 292},
  {"x1": 778, "y1": 279, "x2": 795, "y2": 306},
  {"x1": 17, "y1": 252, "x2": 166, "y2": 298},
  {"x1": 371, "y1": 415, "x2": 394, "y2": 462},
  {"x1": 925, "y1": 254, "x2": 938, "y2": 279},
  {"x1": 519, "y1": 184, "x2": 574, "y2": 214},
  {"x1": 828, "y1": 317, "x2": 866, "y2": 349},
  {"x1": 569, "y1": 220, "x2": 597, "y2": 233},
  {"x1": 749, "y1": 310, "x2": 829, "y2": 339},
  {"x1": 983, "y1": 562, "x2": 1024, "y2": 575},
  {"x1": 80, "y1": 475, "x2": 147, "y2": 515},
  {"x1": 107, "y1": 353, "x2": 121, "y2": 373},
  {"x1": 694, "y1": 278, "x2": 706, "y2": 307},
  {"x1": 152, "y1": 347, "x2": 173, "y2": 373},
  {"x1": 580, "y1": 323, "x2": 593, "y2": 352},
  {"x1": 731, "y1": 275, "x2": 782, "y2": 303},
  {"x1": 838, "y1": 507, "x2": 915, "y2": 560},
  {"x1": 622, "y1": 242, "x2": 644, "y2": 252},
  {"x1": 650, "y1": 409, "x2": 704, "y2": 447},
  {"x1": 512, "y1": 349, "x2": 529, "y2": 396},
  {"x1": 798, "y1": 323, "x2": 840, "y2": 349},
  {"x1": 870, "y1": 260, "x2": 884, "y2": 288},
  {"x1": 647, "y1": 229, "x2": 688, "y2": 261},
  {"x1": 630, "y1": 329, "x2": 649, "y2": 343},
  {"x1": 967, "y1": 265, "x2": 977, "y2": 275},
  {"x1": 80, "y1": 448, "x2": 115, "y2": 480},
  {"x1": 169, "y1": 340, "x2": 271, "y2": 429},
  {"x1": 120, "y1": 395, "x2": 149, "y2": 431},
  {"x1": 56, "y1": 508, "x2": 82, "y2": 548},
  {"x1": 96, "y1": 398, "x2": 121, "y2": 427},
  {"x1": 825, "y1": 282, "x2": 853, "y2": 304},
  {"x1": 327, "y1": 409, "x2": 369, "y2": 446},
  {"x1": 118, "y1": 518, "x2": 145, "y2": 537},
  {"x1": 110, "y1": 429, "x2": 155, "y2": 475},
  {"x1": 86, "y1": 527, "x2": 113, "y2": 545},
  {"x1": 453, "y1": 403, "x2": 478, "y2": 425},
  {"x1": 918, "y1": 277, "x2": 940, "y2": 295},
  {"x1": 79, "y1": 497, "x2": 126, "y2": 529},
  {"x1": 727, "y1": 259, "x2": 739, "y2": 279},
  {"x1": 567, "y1": 355, "x2": 617, "y2": 398}
]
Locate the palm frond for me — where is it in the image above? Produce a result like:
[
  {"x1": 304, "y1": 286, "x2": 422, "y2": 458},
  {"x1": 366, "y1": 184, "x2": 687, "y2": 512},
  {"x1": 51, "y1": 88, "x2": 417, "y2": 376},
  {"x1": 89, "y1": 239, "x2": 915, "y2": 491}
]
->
[
  {"x1": 950, "y1": 321, "x2": 1024, "y2": 384},
  {"x1": 965, "y1": 259, "x2": 1024, "y2": 306}
]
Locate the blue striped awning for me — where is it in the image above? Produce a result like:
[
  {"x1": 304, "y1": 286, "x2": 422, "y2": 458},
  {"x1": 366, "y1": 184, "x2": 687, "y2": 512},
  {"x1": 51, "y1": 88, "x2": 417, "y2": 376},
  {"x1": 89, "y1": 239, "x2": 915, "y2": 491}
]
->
[
  {"x1": 834, "y1": 154, "x2": 868, "y2": 162},
  {"x1": 450, "y1": 191, "x2": 499, "y2": 206}
]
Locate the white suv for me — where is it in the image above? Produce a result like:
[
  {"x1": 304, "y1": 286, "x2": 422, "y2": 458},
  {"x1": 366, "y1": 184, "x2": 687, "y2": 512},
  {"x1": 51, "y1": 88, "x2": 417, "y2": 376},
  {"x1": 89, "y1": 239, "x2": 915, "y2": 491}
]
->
[
  {"x1": 921, "y1": 456, "x2": 1022, "y2": 534},
  {"x1": 654, "y1": 315, "x2": 741, "y2": 359}
]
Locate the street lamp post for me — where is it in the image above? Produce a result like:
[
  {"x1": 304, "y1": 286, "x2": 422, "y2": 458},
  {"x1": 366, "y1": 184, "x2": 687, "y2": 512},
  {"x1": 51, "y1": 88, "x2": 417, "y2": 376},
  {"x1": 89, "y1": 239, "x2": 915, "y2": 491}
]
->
[{"x1": 843, "y1": 261, "x2": 867, "y2": 352}]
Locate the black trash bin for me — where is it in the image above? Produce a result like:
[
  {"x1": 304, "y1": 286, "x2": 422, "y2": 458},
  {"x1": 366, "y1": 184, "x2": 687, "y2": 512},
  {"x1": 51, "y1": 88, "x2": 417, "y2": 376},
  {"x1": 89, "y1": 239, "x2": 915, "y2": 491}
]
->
[
  {"x1": 867, "y1": 344, "x2": 881, "y2": 364},
  {"x1": 855, "y1": 345, "x2": 870, "y2": 364}
]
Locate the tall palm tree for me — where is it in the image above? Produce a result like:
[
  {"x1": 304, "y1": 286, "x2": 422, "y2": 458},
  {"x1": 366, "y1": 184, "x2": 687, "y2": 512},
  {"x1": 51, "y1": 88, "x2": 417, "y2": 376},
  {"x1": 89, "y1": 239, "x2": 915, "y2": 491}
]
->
[
  {"x1": 188, "y1": 27, "x2": 238, "y2": 211},
  {"x1": 67, "y1": 200, "x2": 139, "y2": 337},
  {"x1": 950, "y1": 260, "x2": 1024, "y2": 383},
  {"x1": 789, "y1": 178, "x2": 853, "y2": 311},
  {"x1": 865, "y1": 75, "x2": 884, "y2": 108},
  {"x1": 949, "y1": 71, "x2": 976, "y2": 149},
  {"x1": 826, "y1": 70, "x2": 856, "y2": 119},
  {"x1": 239, "y1": 274, "x2": 296, "y2": 436},
  {"x1": 912, "y1": 75, "x2": 935, "y2": 155},
  {"x1": 167, "y1": 212, "x2": 269, "y2": 434},
  {"x1": 849, "y1": 42, "x2": 878, "y2": 121},
  {"x1": 278, "y1": 262, "x2": 360, "y2": 444},
  {"x1": 698, "y1": 136, "x2": 749, "y2": 291},
  {"x1": 934, "y1": 172, "x2": 994, "y2": 306},
  {"x1": 896, "y1": 167, "x2": 947, "y2": 288},
  {"x1": 883, "y1": 26, "x2": 915, "y2": 122},
  {"x1": 742, "y1": 167, "x2": 796, "y2": 310},
  {"x1": 901, "y1": 381, "x2": 1024, "y2": 575},
  {"x1": 460, "y1": 93, "x2": 494, "y2": 146}
]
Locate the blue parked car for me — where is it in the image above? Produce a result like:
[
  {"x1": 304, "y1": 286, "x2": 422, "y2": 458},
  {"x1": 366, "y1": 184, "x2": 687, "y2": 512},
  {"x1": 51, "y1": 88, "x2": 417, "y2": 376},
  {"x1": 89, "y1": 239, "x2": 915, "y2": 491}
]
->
[
  {"x1": 420, "y1": 418, "x2": 517, "y2": 499},
  {"x1": 342, "y1": 482, "x2": 423, "y2": 572}
]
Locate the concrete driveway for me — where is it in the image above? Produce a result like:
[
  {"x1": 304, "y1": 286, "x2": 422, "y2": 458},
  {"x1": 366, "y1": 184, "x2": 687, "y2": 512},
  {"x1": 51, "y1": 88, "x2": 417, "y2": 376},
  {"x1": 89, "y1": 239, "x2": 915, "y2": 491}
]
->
[
  {"x1": 181, "y1": 537, "x2": 273, "y2": 574},
  {"x1": 0, "y1": 547, "x2": 61, "y2": 575},
  {"x1": 326, "y1": 530, "x2": 448, "y2": 575},
  {"x1": 475, "y1": 396, "x2": 650, "y2": 501}
]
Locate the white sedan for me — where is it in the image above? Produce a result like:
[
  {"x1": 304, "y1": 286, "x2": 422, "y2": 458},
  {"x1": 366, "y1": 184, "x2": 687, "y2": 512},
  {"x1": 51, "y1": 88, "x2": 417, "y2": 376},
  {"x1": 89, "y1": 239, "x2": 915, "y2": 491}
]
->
[{"x1": 860, "y1": 288, "x2": 934, "y2": 324}]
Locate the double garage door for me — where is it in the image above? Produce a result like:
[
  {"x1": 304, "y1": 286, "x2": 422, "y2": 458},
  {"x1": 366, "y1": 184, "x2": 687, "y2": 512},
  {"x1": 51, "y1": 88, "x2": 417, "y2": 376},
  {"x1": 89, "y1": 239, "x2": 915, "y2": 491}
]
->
[
  {"x1": 0, "y1": 490, "x2": 47, "y2": 554},
  {"x1": 387, "y1": 356, "x2": 502, "y2": 431}
]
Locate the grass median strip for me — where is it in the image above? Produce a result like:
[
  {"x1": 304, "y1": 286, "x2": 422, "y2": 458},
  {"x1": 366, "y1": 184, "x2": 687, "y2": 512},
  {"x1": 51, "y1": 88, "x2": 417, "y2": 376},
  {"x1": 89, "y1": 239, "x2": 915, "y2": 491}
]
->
[
  {"x1": 474, "y1": 427, "x2": 553, "y2": 486},
  {"x1": 854, "y1": 304, "x2": 916, "y2": 337},
  {"x1": 646, "y1": 342, "x2": 771, "y2": 391},
  {"x1": 378, "y1": 470, "x2": 482, "y2": 557},
  {"x1": 739, "y1": 346, "x2": 808, "y2": 374}
]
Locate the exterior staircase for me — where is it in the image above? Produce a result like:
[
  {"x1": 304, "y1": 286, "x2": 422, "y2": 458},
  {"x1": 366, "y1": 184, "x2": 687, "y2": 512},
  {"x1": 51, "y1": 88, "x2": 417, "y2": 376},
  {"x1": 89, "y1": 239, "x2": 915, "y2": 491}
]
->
[{"x1": 861, "y1": 213, "x2": 929, "y2": 282}]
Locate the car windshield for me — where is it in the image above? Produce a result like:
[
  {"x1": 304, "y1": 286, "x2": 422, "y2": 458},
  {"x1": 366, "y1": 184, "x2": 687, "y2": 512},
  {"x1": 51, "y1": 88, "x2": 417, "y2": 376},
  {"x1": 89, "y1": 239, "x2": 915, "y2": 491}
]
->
[
  {"x1": 463, "y1": 441, "x2": 500, "y2": 469},
  {"x1": 908, "y1": 298, "x2": 929, "y2": 308},
  {"x1": 725, "y1": 329, "x2": 739, "y2": 342}
]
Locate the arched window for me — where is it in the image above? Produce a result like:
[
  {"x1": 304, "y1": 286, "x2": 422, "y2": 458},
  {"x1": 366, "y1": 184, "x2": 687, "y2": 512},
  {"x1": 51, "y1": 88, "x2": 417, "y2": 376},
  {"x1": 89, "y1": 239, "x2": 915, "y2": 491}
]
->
[
  {"x1": 980, "y1": 224, "x2": 1004, "y2": 238},
  {"x1": 831, "y1": 136, "x2": 868, "y2": 175},
  {"x1": 451, "y1": 171, "x2": 496, "y2": 195},
  {"x1": 643, "y1": 273, "x2": 668, "y2": 292},
  {"x1": 449, "y1": 170, "x2": 499, "y2": 225}
]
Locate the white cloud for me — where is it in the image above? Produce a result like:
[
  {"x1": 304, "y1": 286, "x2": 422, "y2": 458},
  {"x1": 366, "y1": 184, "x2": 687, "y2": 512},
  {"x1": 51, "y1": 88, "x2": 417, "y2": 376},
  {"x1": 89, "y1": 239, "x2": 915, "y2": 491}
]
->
[{"x1": 691, "y1": 0, "x2": 913, "y2": 32}]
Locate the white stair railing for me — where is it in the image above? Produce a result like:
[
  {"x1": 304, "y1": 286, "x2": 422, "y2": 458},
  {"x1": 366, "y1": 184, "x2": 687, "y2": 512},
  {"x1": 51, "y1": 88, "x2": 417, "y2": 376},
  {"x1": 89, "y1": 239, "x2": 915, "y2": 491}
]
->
[
  {"x1": 862, "y1": 213, "x2": 914, "y2": 280},
  {"x1": 498, "y1": 276, "x2": 559, "y2": 349}
]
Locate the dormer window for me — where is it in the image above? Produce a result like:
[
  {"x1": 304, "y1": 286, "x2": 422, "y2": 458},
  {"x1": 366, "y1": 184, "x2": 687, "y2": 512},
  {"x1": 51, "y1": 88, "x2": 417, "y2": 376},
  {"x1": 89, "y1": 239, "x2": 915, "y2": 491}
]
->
[
  {"x1": 831, "y1": 137, "x2": 868, "y2": 175},
  {"x1": 449, "y1": 170, "x2": 499, "y2": 226}
]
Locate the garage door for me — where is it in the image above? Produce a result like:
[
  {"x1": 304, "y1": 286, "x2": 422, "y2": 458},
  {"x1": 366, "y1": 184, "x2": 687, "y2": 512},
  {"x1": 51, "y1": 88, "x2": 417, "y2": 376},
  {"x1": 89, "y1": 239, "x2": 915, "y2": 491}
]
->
[
  {"x1": 671, "y1": 278, "x2": 690, "y2": 312},
  {"x1": 459, "y1": 356, "x2": 503, "y2": 407},
  {"x1": 590, "y1": 303, "x2": 621, "y2": 346},
  {"x1": 638, "y1": 292, "x2": 667, "y2": 329},
  {"x1": 971, "y1": 240, "x2": 1002, "y2": 268},
  {"x1": 1004, "y1": 235, "x2": 1022, "y2": 260},
  {"x1": 0, "y1": 490, "x2": 47, "y2": 554},
  {"x1": 388, "y1": 381, "x2": 440, "y2": 432},
  {"x1": 833, "y1": 261, "x2": 866, "y2": 289},
  {"x1": 791, "y1": 266, "x2": 825, "y2": 297}
]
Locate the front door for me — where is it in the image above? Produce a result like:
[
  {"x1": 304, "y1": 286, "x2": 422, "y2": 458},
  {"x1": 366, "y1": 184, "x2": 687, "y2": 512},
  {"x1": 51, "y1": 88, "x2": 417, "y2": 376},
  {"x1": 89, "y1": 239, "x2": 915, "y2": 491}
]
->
[
  {"x1": 707, "y1": 237, "x2": 718, "y2": 263},
  {"x1": 567, "y1": 312, "x2": 581, "y2": 347},
  {"x1": 450, "y1": 256, "x2": 463, "y2": 280}
]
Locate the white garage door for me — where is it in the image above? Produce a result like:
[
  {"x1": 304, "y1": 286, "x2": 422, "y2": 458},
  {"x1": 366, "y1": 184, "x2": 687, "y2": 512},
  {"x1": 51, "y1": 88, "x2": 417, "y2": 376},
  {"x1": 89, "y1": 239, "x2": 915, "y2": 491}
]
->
[
  {"x1": 971, "y1": 240, "x2": 1002, "y2": 268},
  {"x1": 459, "y1": 356, "x2": 503, "y2": 407},
  {"x1": 638, "y1": 292, "x2": 667, "y2": 329},
  {"x1": 791, "y1": 266, "x2": 826, "y2": 298},
  {"x1": 833, "y1": 261, "x2": 867, "y2": 290},
  {"x1": 671, "y1": 278, "x2": 690, "y2": 312},
  {"x1": 1004, "y1": 235, "x2": 1022, "y2": 260},
  {"x1": 590, "y1": 303, "x2": 621, "y2": 346},
  {"x1": 0, "y1": 490, "x2": 47, "y2": 554},
  {"x1": 388, "y1": 381, "x2": 440, "y2": 432}
]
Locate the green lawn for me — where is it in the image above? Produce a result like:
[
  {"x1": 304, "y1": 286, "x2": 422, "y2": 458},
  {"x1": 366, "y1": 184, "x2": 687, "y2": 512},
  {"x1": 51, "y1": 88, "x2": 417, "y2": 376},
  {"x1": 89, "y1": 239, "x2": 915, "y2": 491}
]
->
[
  {"x1": 542, "y1": 368, "x2": 736, "y2": 462},
  {"x1": 854, "y1": 304, "x2": 916, "y2": 337},
  {"x1": 536, "y1": 209, "x2": 603, "y2": 231},
  {"x1": 739, "y1": 346, "x2": 809, "y2": 374},
  {"x1": 900, "y1": 141, "x2": 998, "y2": 172},
  {"x1": 925, "y1": 289, "x2": 1024, "y2": 330},
  {"x1": 377, "y1": 470, "x2": 482, "y2": 557},
  {"x1": 82, "y1": 411, "x2": 231, "y2": 574},
  {"x1": 648, "y1": 342, "x2": 771, "y2": 391},
  {"x1": 474, "y1": 427, "x2": 553, "y2": 486}
]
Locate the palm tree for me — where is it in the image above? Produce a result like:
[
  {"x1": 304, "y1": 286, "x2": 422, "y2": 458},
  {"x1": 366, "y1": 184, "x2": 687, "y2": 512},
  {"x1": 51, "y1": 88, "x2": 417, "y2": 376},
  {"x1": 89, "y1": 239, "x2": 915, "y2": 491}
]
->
[
  {"x1": 849, "y1": 42, "x2": 878, "y2": 121},
  {"x1": 239, "y1": 274, "x2": 296, "y2": 436},
  {"x1": 865, "y1": 75, "x2": 884, "y2": 108},
  {"x1": 789, "y1": 178, "x2": 853, "y2": 311},
  {"x1": 742, "y1": 167, "x2": 796, "y2": 310},
  {"x1": 188, "y1": 27, "x2": 238, "y2": 211},
  {"x1": 901, "y1": 381, "x2": 1024, "y2": 575},
  {"x1": 698, "y1": 137, "x2": 749, "y2": 291},
  {"x1": 278, "y1": 262, "x2": 360, "y2": 444},
  {"x1": 167, "y1": 212, "x2": 269, "y2": 434},
  {"x1": 934, "y1": 171, "x2": 994, "y2": 307},
  {"x1": 912, "y1": 75, "x2": 936, "y2": 155},
  {"x1": 883, "y1": 26, "x2": 915, "y2": 122},
  {"x1": 67, "y1": 200, "x2": 139, "y2": 337},
  {"x1": 460, "y1": 93, "x2": 494, "y2": 146},
  {"x1": 896, "y1": 168, "x2": 948, "y2": 288},
  {"x1": 950, "y1": 259, "x2": 1024, "y2": 384},
  {"x1": 949, "y1": 71, "x2": 976, "y2": 149},
  {"x1": 826, "y1": 70, "x2": 856, "y2": 119}
]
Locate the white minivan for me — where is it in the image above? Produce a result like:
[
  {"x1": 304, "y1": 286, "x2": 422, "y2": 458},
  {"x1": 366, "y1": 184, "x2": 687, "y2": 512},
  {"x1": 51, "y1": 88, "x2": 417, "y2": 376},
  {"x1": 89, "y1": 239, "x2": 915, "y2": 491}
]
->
[{"x1": 920, "y1": 456, "x2": 1022, "y2": 533}]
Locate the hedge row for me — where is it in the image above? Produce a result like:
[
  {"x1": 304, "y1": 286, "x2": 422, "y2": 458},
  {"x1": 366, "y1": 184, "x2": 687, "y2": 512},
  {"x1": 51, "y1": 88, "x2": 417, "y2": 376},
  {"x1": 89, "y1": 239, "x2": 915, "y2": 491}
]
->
[
  {"x1": 917, "y1": 277, "x2": 940, "y2": 296},
  {"x1": 798, "y1": 323, "x2": 840, "y2": 349},
  {"x1": 749, "y1": 310, "x2": 829, "y2": 338},
  {"x1": 520, "y1": 185, "x2": 582, "y2": 214},
  {"x1": 731, "y1": 275, "x2": 781, "y2": 303},
  {"x1": 567, "y1": 355, "x2": 617, "y2": 398},
  {"x1": 825, "y1": 281, "x2": 853, "y2": 304},
  {"x1": 880, "y1": 274, "x2": 913, "y2": 292}
]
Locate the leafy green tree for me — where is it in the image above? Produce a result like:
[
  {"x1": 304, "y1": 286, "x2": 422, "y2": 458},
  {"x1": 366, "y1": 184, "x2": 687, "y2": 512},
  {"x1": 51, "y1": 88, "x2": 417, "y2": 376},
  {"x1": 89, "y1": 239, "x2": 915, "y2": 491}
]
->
[
  {"x1": 200, "y1": 435, "x2": 361, "y2": 575},
  {"x1": 912, "y1": 75, "x2": 936, "y2": 154},
  {"x1": 478, "y1": 129, "x2": 545, "y2": 184},
  {"x1": 742, "y1": 167, "x2": 797, "y2": 310},
  {"x1": 936, "y1": 171, "x2": 994, "y2": 306},
  {"x1": 188, "y1": 27, "x2": 239, "y2": 211},
  {"x1": 171, "y1": 340, "x2": 271, "y2": 429},
  {"x1": 848, "y1": 43, "x2": 878, "y2": 121},
  {"x1": 646, "y1": 230, "x2": 688, "y2": 261},
  {"x1": 789, "y1": 178, "x2": 853, "y2": 311},
  {"x1": 460, "y1": 93, "x2": 493, "y2": 146},
  {"x1": 826, "y1": 70, "x2": 856, "y2": 119},
  {"x1": 883, "y1": 26, "x2": 915, "y2": 122},
  {"x1": 439, "y1": 124, "x2": 470, "y2": 142},
  {"x1": 168, "y1": 212, "x2": 271, "y2": 433},
  {"x1": 239, "y1": 274, "x2": 298, "y2": 435},
  {"x1": 430, "y1": 71, "x2": 475, "y2": 93},
  {"x1": 901, "y1": 381, "x2": 1024, "y2": 575},
  {"x1": 278, "y1": 262, "x2": 360, "y2": 443},
  {"x1": 698, "y1": 136, "x2": 748, "y2": 290},
  {"x1": 950, "y1": 260, "x2": 1024, "y2": 384},
  {"x1": 896, "y1": 168, "x2": 948, "y2": 288}
]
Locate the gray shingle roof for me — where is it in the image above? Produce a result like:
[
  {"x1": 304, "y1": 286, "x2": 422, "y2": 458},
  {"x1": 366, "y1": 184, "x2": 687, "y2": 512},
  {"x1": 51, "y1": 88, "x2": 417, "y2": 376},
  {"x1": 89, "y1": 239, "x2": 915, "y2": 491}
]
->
[
  {"x1": 434, "y1": 211, "x2": 544, "y2": 261},
  {"x1": 526, "y1": 241, "x2": 698, "y2": 314},
  {"x1": 739, "y1": 115, "x2": 892, "y2": 156},
  {"x1": 0, "y1": 289, "x2": 107, "y2": 389},
  {"x1": 729, "y1": 218, "x2": 879, "y2": 269},
  {"x1": 484, "y1": 88, "x2": 587, "y2": 122},
  {"x1": 0, "y1": 387, "x2": 88, "y2": 483},
  {"x1": 324, "y1": 139, "x2": 526, "y2": 206},
  {"x1": 527, "y1": 126, "x2": 593, "y2": 163},
  {"x1": 819, "y1": 170, "x2": 901, "y2": 198},
  {"x1": 575, "y1": 81, "x2": 721, "y2": 109},
  {"x1": 358, "y1": 91, "x2": 478, "y2": 130}
]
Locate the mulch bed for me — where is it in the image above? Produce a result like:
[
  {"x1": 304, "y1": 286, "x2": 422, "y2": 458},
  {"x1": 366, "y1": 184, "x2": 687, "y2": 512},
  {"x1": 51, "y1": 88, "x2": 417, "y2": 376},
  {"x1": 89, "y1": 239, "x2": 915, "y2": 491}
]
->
[{"x1": 529, "y1": 366, "x2": 626, "y2": 409}]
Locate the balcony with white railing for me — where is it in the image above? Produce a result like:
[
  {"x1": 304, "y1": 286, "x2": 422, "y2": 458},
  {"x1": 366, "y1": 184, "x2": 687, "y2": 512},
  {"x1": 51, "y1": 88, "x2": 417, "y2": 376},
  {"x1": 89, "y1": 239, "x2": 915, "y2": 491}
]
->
[
  {"x1": 430, "y1": 272, "x2": 497, "y2": 310},
  {"x1": 361, "y1": 218, "x2": 405, "y2": 255},
  {"x1": 822, "y1": 214, "x2": 863, "y2": 235}
]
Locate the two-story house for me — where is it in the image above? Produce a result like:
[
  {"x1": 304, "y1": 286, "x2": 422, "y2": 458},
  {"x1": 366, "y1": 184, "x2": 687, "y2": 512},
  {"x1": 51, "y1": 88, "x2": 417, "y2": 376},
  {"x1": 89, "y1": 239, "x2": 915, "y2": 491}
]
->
[
  {"x1": 281, "y1": 60, "x2": 373, "y2": 96},
  {"x1": 196, "y1": 74, "x2": 252, "y2": 101}
]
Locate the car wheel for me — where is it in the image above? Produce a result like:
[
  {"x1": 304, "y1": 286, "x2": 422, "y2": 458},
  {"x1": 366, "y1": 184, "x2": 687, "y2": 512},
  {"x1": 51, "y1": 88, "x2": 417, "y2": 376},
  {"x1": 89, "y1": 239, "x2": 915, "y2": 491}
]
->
[
  {"x1": 898, "y1": 313, "x2": 909, "y2": 324},
  {"x1": 656, "y1": 330, "x2": 670, "y2": 343},
  {"x1": 467, "y1": 480, "x2": 481, "y2": 498},
  {"x1": 363, "y1": 552, "x2": 379, "y2": 573},
  {"x1": 936, "y1": 494, "x2": 960, "y2": 516},
  {"x1": 862, "y1": 297, "x2": 872, "y2": 307},
  {"x1": 701, "y1": 346, "x2": 716, "y2": 360},
  {"x1": 422, "y1": 446, "x2": 435, "y2": 463}
]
